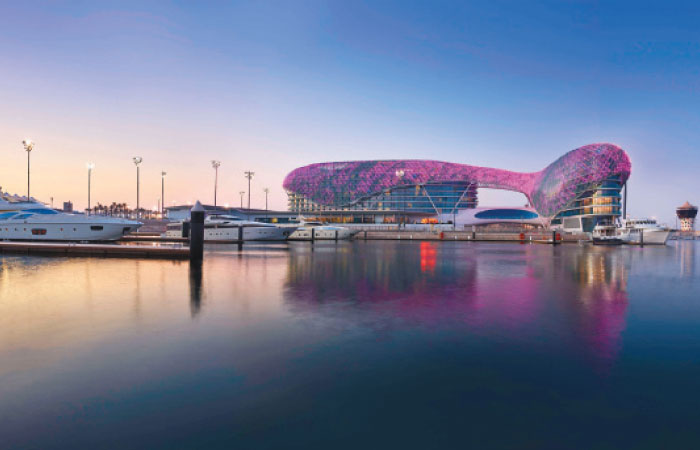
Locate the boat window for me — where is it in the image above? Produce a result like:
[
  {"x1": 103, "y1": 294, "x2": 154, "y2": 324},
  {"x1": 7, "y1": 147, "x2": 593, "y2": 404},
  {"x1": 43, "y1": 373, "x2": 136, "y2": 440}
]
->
[
  {"x1": 31, "y1": 229, "x2": 47, "y2": 235},
  {"x1": 13, "y1": 214, "x2": 32, "y2": 220},
  {"x1": 23, "y1": 208, "x2": 58, "y2": 215},
  {"x1": 0, "y1": 212, "x2": 17, "y2": 220},
  {"x1": 91, "y1": 225, "x2": 104, "y2": 231}
]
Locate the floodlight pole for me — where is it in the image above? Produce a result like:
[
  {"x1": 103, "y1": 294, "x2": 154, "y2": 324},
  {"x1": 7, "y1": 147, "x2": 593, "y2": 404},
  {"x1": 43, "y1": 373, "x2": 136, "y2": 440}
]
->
[
  {"x1": 133, "y1": 157, "x2": 143, "y2": 218},
  {"x1": 211, "y1": 161, "x2": 221, "y2": 206},
  {"x1": 244, "y1": 171, "x2": 254, "y2": 209},
  {"x1": 22, "y1": 139, "x2": 34, "y2": 199},
  {"x1": 161, "y1": 171, "x2": 167, "y2": 217}
]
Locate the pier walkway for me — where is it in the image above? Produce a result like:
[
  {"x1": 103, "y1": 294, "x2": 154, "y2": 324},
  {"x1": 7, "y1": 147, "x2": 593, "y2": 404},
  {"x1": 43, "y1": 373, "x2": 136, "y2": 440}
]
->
[{"x1": 0, "y1": 241, "x2": 189, "y2": 259}]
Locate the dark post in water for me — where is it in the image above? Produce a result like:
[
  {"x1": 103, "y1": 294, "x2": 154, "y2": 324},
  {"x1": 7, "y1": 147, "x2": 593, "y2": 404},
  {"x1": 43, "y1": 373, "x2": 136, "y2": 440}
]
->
[{"x1": 190, "y1": 201, "x2": 205, "y2": 263}]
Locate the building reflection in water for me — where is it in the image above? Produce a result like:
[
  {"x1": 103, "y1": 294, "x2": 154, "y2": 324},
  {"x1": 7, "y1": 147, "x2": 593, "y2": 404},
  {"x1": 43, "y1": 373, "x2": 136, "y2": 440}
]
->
[
  {"x1": 678, "y1": 240, "x2": 696, "y2": 279},
  {"x1": 283, "y1": 242, "x2": 629, "y2": 371},
  {"x1": 563, "y1": 247, "x2": 629, "y2": 371}
]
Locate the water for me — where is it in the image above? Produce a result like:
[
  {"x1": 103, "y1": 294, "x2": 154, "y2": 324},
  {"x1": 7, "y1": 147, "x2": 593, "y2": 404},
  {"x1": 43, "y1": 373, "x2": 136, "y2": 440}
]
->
[{"x1": 1, "y1": 241, "x2": 699, "y2": 449}]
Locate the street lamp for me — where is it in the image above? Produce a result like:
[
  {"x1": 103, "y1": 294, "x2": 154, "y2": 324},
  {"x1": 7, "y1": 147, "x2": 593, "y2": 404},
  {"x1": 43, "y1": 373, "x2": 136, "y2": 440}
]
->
[
  {"x1": 239, "y1": 191, "x2": 245, "y2": 208},
  {"x1": 244, "y1": 171, "x2": 254, "y2": 209},
  {"x1": 263, "y1": 188, "x2": 270, "y2": 211},
  {"x1": 395, "y1": 169, "x2": 405, "y2": 229},
  {"x1": 87, "y1": 163, "x2": 95, "y2": 214},
  {"x1": 133, "y1": 157, "x2": 143, "y2": 218},
  {"x1": 211, "y1": 160, "x2": 221, "y2": 207},
  {"x1": 22, "y1": 139, "x2": 34, "y2": 199},
  {"x1": 161, "y1": 171, "x2": 167, "y2": 218}
]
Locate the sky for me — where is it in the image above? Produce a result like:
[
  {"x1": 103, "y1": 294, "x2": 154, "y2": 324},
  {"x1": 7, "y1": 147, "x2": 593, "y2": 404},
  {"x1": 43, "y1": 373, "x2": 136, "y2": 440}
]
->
[{"x1": 1, "y1": 0, "x2": 699, "y2": 223}]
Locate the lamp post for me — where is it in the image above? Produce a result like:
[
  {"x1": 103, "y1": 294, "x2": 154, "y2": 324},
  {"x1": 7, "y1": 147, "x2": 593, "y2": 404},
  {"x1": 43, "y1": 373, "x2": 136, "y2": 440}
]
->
[
  {"x1": 239, "y1": 191, "x2": 245, "y2": 208},
  {"x1": 22, "y1": 139, "x2": 34, "y2": 199},
  {"x1": 132, "y1": 157, "x2": 143, "y2": 218},
  {"x1": 244, "y1": 171, "x2": 254, "y2": 209},
  {"x1": 87, "y1": 163, "x2": 95, "y2": 214},
  {"x1": 395, "y1": 169, "x2": 405, "y2": 229},
  {"x1": 211, "y1": 160, "x2": 221, "y2": 207},
  {"x1": 161, "y1": 171, "x2": 167, "y2": 218},
  {"x1": 263, "y1": 188, "x2": 270, "y2": 211}
]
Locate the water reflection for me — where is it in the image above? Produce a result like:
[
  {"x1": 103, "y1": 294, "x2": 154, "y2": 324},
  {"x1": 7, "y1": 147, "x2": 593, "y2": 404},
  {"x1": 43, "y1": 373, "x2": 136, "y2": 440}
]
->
[
  {"x1": 678, "y1": 240, "x2": 696, "y2": 278},
  {"x1": 284, "y1": 242, "x2": 630, "y2": 369},
  {"x1": 189, "y1": 261, "x2": 203, "y2": 317}
]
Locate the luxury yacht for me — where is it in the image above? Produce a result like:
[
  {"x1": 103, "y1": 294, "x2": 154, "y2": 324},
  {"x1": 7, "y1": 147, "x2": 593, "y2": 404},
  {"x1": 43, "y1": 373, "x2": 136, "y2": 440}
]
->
[
  {"x1": 619, "y1": 218, "x2": 670, "y2": 245},
  {"x1": 0, "y1": 193, "x2": 141, "y2": 241},
  {"x1": 288, "y1": 222, "x2": 359, "y2": 240},
  {"x1": 164, "y1": 214, "x2": 297, "y2": 241}
]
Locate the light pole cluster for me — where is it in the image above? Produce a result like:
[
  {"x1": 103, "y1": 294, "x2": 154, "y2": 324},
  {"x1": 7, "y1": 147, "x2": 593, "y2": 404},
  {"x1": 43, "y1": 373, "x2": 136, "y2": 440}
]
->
[{"x1": 18, "y1": 139, "x2": 271, "y2": 215}]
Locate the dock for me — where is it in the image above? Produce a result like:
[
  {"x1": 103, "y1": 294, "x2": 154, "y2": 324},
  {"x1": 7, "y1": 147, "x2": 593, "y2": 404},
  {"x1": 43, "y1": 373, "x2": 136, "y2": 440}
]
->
[
  {"x1": 357, "y1": 230, "x2": 585, "y2": 243},
  {"x1": 0, "y1": 241, "x2": 189, "y2": 259}
]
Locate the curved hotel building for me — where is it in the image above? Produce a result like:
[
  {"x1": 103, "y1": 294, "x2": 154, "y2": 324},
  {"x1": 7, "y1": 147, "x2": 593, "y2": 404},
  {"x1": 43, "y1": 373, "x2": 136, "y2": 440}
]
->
[{"x1": 284, "y1": 143, "x2": 631, "y2": 232}]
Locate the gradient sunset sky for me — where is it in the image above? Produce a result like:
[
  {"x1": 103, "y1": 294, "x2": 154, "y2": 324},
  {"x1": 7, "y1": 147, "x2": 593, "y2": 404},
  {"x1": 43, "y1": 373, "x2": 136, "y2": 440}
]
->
[{"x1": 1, "y1": 1, "x2": 698, "y2": 223}]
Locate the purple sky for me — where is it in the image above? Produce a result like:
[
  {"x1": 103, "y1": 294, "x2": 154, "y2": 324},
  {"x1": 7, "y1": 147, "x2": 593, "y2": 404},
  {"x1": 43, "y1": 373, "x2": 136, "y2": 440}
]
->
[{"x1": 1, "y1": 1, "x2": 698, "y2": 224}]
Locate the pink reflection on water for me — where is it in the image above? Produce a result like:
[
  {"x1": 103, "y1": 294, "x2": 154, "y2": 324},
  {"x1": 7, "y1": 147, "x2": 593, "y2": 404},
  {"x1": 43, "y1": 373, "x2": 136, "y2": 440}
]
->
[{"x1": 284, "y1": 243, "x2": 629, "y2": 372}]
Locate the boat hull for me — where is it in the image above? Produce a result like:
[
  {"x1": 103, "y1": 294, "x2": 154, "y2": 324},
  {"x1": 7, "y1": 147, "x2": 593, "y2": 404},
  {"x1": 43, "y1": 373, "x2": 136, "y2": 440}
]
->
[
  {"x1": 592, "y1": 237, "x2": 624, "y2": 246},
  {"x1": 622, "y1": 230, "x2": 670, "y2": 245},
  {"x1": 165, "y1": 225, "x2": 296, "y2": 241},
  {"x1": 288, "y1": 227, "x2": 358, "y2": 240},
  {"x1": 0, "y1": 221, "x2": 140, "y2": 241}
]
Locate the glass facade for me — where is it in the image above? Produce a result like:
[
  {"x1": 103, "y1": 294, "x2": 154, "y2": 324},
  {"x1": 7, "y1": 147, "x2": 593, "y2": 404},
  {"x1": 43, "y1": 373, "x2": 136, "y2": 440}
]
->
[
  {"x1": 288, "y1": 182, "x2": 477, "y2": 215},
  {"x1": 549, "y1": 176, "x2": 623, "y2": 231}
]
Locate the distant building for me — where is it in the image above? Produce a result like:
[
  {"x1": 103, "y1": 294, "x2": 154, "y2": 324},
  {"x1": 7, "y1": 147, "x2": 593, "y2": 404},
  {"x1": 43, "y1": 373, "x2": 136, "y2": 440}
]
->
[
  {"x1": 283, "y1": 143, "x2": 631, "y2": 232},
  {"x1": 63, "y1": 201, "x2": 73, "y2": 212},
  {"x1": 676, "y1": 201, "x2": 698, "y2": 233}
]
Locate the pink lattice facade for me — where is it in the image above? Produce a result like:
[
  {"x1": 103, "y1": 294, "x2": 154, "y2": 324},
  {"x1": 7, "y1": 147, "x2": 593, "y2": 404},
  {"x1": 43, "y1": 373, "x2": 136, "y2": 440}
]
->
[{"x1": 283, "y1": 143, "x2": 631, "y2": 218}]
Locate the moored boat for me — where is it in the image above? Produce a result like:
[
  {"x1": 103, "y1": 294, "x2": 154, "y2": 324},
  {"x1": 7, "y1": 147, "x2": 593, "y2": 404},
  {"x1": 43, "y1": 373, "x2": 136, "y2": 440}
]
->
[
  {"x1": 164, "y1": 214, "x2": 297, "y2": 241},
  {"x1": 0, "y1": 193, "x2": 141, "y2": 241},
  {"x1": 288, "y1": 222, "x2": 359, "y2": 240},
  {"x1": 619, "y1": 218, "x2": 670, "y2": 245},
  {"x1": 591, "y1": 223, "x2": 623, "y2": 245}
]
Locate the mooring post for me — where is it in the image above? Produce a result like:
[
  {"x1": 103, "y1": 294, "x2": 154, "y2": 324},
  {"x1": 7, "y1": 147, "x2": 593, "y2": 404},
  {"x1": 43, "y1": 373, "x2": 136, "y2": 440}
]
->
[
  {"x1": 182, "y1": 221, "x2": 190, "y2": 239},
  {"x1": 311, "y1": 227, "x2": 315, "y2": 242},
  {"x1": 334, "y1": 229, "x2": 338, "y2": 241},
  {"x1": 552, "y1": 230, "x2": 560, "y2": 245},
  {"x1": 640, "y1": 229, "x2": 644, "y2": 247},
  {"x1": 189, "y1": 201, "x2": 205, "y2": 263}
]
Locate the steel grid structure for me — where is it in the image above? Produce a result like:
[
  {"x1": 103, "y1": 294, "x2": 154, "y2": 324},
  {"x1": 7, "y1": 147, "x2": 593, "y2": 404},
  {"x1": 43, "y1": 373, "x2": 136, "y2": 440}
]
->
[{"x1": 283, "y1": 143, "x2": 631, "y2": 219}]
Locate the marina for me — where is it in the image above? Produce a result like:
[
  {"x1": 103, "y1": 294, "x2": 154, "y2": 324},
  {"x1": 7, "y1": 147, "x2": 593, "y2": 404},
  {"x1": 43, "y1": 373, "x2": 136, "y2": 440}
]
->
[{"x1": 3, "y1": 1, "x2": 700, "y2": 448}]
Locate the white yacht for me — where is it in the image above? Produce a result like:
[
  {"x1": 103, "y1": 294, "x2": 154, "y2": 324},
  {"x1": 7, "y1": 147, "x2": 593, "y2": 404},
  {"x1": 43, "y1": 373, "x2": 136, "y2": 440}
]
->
[
  {"x1": 619, "y1": 218, "x2": 670, "y2": 245},
  {"x1": 164, "y1": 215, "x2": 297, "y2": 241},
  {"x1": 288, "y1": 222, "x2": 359, "y2": 240},
  {"x1": 591, "y1": 223, "x2": 623, "y2": 245},
  {"x1": 0, "y1": 193, "x2": 141, "y2": 241}
]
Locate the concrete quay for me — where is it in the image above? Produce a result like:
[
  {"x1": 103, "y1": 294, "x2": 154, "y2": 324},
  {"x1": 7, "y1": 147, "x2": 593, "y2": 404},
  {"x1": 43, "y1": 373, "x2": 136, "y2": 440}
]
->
[
  {"x1": 356, "y1": 230, "x2": 588, "y2": 243},
  {"x1": 0, "y1": 241, "x2": 189, "y2": 259}
]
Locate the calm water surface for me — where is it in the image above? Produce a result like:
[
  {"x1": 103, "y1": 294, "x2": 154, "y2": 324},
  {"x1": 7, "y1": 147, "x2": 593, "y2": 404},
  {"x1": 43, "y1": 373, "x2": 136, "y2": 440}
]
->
[{"x1": 1, "y1": 241, "x2": 699, "y2": 449}]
